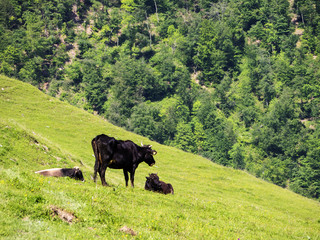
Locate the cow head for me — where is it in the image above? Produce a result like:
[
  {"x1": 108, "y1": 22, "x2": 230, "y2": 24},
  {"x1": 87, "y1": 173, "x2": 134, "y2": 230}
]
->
[
  {"x1": 146, "y1": 173, "x2": 162, "y2": 190},
  {"x1": 72, "y1": 167, "x2": 85, "y2": 182},
  {"x1": 140, "y1": 145, "x2": 156, "y2": 166}
]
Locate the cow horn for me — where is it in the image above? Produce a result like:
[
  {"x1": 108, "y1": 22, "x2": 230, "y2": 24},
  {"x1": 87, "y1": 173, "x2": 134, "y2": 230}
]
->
[{"x1": 141, "y1": 142, "x2": 143, "y2": 147}]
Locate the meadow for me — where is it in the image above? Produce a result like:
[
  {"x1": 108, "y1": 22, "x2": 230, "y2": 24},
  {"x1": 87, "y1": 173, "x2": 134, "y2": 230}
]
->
[{"x1": 1, "y1": 75, "x2": 320, "y2": 239}]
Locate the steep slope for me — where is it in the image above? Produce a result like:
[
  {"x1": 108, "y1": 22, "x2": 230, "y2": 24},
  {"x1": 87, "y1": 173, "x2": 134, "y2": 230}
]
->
[{"x1": 0, "y1": 75, "x2": 320, "y2": 239}]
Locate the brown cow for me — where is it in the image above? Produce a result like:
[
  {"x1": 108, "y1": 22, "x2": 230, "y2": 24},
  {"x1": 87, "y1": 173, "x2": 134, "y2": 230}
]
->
[{"x1": 145, "y1": 173, "x2": 174, "y2": 194}]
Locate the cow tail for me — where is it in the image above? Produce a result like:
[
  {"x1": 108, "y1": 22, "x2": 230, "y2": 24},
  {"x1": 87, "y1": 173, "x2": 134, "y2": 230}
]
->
[{"x1": 92, "y1": 137, "x2": 100, "y2": 182}]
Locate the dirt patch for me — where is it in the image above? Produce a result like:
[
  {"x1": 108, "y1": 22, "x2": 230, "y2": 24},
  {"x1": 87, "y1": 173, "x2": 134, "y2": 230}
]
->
[
  {"x1": 294, "y1": 28, "x2": 304, "y2": 36},
  {"x1": 50, "y1": 206, "x2": 77, "y2": 224},
  {"x1": 119, "y1": 226, "x2": 137, "y2": 236}
]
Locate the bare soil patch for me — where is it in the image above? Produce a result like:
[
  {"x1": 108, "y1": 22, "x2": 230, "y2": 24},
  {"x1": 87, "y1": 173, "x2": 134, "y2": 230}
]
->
[
  {"x1": 119, "y1": 226, "x2": 137, "y2": 236},
  {"x1": 50, "y1": 206, "x2": 77, "y2": 224}
]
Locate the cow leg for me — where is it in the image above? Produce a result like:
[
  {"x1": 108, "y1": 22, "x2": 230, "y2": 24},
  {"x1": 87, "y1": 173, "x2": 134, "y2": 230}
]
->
[
  {"x1": 130, "y1": 170, "x2": 136, "y2": 188},
  {"x1": 93, "y1": 159, "x2": 100, "y2": 183},
  {"x1": 100, "y1": 162, "x2": 109, "y2": 186},
  {"x1": 123, "y1": 169, "x2": 129, "y2": 187}
]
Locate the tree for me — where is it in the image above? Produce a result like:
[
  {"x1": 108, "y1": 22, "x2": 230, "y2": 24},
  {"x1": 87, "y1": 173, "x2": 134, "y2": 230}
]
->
[
  {"x1": 292, "y1": 55, "x2": 320, "y2": 119},
  {"x1": 64, "y1": 60, "x2": 83, "y2": 86},
  {"x1": 291, "y1": 127, "x2": 320, "y2": 198},
  {"x1": 18, "y1": 57, "x2": 42, "y2": 84},
  {"x1": 0, "y1": 45, "x2": 22, "y2": 77},
  {"x1": 273, "y1": 52, "x2": 294, "y2": 89},
  {"x1": 244, "y1": 45, "x2": 275, "y2": 105},
  {"x1": 214, "y1": 74, "x2": 235, "y2": 116},
  {"x1": 164, "y1": 25, "x2": 189, "y2": 64},
  {"x1": 129, "y1": 102, "x2": 161, "y2": 141},
  {"x1": 294, "y1": 0, "x2": 320, "y2": 54},
  {"x1": 260, "y1": 157, "x2": 289, "y2": 187},
  {"x1": 105, "y1": 55, "x2": 157, "y2": 126},
  {"x1": 229, "y1": 143, "x2": 246, "y2": 170},
  {"x1": 150, "y1": 44, "x2": 180, "y2": 97},
  {"x1": 82, "y1": 58, "x2": 108, "y2": 112},
  {"x1": 195, "y1": 93, "x2": 236, "y2": 165},
  {"x1": 194, "y1": 18, "x2": 241, "y2": 86},
  {"x1": 235, "y1": 57, "x2": 261, "y2": 128},
  {"x1": 191, "y1": 116, "x2": 206, "y2": 152},
  {"x1": 253, "y1": 89, "x2": 298, "y2": 155},
  {"x1": 173, "y1": 122, "x2": 195, "y2": 153}
]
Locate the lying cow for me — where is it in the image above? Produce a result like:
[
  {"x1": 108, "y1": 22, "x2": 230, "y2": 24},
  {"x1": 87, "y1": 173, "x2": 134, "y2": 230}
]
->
[
  {"x1": 35, "y1": 167, "x2": 85, "y2": 181},
  {"x1": 92, "y1": 134, "x2": 157, "y2": 187},
  {"x1": 145, "y1": 173, "x2": 174, "y2": 194}
]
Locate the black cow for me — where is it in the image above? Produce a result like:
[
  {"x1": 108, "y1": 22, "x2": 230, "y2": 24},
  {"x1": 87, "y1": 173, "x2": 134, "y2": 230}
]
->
[
  {"x1": 35, "y1": 167, "x2": 85, "y2": 181},
  {"x1": 145, "y1": 173, "x2": 174, "y2": 194},
  {"x1": 92, "y1": 134, "x2": 157, "y2": 187}
]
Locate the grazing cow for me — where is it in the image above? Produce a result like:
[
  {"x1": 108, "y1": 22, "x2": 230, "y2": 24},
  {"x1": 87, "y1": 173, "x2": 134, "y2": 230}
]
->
[
  {"x1": 35, "y1": 167, "x2": 85, "y2": 181},
  {"x1": 91, "y1": 134, "x2": 157, "y2": 187},
  {"x1": 145, "y1": 173, "x2": 174, "y2": 195}
]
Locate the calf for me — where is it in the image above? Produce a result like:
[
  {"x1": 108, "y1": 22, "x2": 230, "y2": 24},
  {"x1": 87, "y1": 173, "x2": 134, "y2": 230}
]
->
[
  {"x1": 35, "y1": 167, "x2": 85, "y2": 181},
  {"x1": 145, "y1": 173, "x2": 174, "y2": 195}
]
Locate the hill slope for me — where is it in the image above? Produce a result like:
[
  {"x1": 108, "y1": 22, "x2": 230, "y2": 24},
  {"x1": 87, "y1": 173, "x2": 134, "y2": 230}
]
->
[{"x1": 0, "y1": 75, "x2": 320, "y2": 239}]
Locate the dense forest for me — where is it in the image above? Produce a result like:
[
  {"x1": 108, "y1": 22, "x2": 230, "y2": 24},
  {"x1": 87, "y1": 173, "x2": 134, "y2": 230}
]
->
[{"x1": 0, "y1": 0, "x2": 319, "y2": 199}]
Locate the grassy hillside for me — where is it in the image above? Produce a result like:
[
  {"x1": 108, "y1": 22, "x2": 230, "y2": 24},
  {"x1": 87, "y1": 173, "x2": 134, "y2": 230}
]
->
[{"x1": 0, "y1": 75, "x2": 320, "y2": 239}]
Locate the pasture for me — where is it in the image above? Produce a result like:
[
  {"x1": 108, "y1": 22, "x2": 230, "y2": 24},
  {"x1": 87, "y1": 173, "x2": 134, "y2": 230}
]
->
[{"x1": 1, "y1": 75, "x2": 320, "y2": 239}]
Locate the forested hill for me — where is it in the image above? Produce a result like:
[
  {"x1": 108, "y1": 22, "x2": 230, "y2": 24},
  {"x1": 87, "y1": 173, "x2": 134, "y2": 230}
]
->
[{"x1": 0, "y1": 0, "x2": 319, "y2": 199}]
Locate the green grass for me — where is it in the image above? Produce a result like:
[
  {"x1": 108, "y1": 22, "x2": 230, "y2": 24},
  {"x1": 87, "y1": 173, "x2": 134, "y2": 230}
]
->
[{"x1": 0, "y1": 75, "x2": 320, "y2": 239}]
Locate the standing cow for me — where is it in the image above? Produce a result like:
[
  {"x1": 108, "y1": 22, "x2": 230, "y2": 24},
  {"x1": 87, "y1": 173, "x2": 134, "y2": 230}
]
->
[{"x1": 91, "y1": 134, "x2": 157, "y2": 187}]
